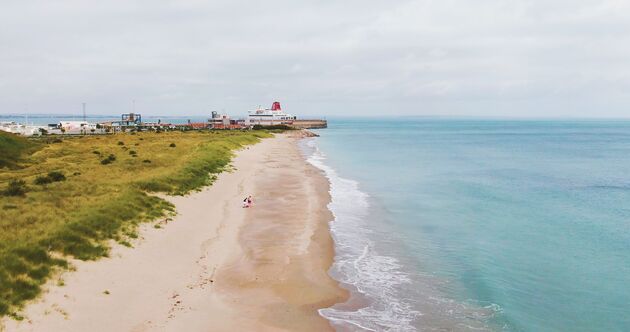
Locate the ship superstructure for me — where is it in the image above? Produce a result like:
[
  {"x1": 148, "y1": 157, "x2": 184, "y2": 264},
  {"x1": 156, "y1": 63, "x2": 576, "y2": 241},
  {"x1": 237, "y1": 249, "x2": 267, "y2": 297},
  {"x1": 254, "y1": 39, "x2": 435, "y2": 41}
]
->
[{"x1": 247, "y1": 102, "x2": 296, "y2": 125}]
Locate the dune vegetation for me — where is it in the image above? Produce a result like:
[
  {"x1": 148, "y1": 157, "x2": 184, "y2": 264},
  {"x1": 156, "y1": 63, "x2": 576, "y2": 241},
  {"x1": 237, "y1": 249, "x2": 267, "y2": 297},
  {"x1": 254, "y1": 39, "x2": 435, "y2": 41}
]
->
[
  {"x1": 0, "y1": 131, "x2": 41, "y2": 170},
  {"x1": 0, "y1": 130, "x2": 271, "y2": 318}
]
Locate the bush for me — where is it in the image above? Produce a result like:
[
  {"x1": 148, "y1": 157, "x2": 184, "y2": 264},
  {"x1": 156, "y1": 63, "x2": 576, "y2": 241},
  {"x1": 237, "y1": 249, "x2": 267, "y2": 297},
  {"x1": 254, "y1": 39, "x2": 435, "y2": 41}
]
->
[
  {"x1": 48, "y1": 171, "x2": 66, "y2": 182},
  {"x1": 117, "y1": 141, "x2": 125, "y2": 146},
  {"x1": 129, "y1": 150, "x2": 137, "y2": 155},
  {"x1": 93, "y1": 150, "x2": 101, "y2": 155},
  {"x1": 3, "y1": 179, "x2": 27, "y2": 196},
  {"x1": 142, "y1": 159, "x2": 151, "y2": 163},
  {"x1": 101, "y1": 154, "x2": 116, "y2": 165},
  {"x1": 34, "y1": 171, "x2": 66, "y2": 185},
  {"x1": 169, "y1": 143, "x2": 176, "y2": 148},
  {"x1": 34, "y1": 176, "x2": 53, "y2": 185}
]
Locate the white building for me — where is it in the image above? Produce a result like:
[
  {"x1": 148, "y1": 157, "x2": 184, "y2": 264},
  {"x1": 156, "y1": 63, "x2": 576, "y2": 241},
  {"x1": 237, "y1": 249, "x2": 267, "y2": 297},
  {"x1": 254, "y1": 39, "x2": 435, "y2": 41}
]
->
[
  {"x1": 58, "y1": 121, "x2": 89, "y2": 130},
  {"x1": 0, "y1": 122, "x2": 46, "y2": 136}
]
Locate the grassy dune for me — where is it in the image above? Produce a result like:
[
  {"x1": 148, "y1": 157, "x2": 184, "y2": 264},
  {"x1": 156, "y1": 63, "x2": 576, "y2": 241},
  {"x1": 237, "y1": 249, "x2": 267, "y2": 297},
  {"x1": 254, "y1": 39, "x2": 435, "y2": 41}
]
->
[
  {"x1": 0, "y1": 130, "x2": 271, "y2": 317},
  {"x1": 0, "y1": 132, "x2": 41, "y2": 169}
]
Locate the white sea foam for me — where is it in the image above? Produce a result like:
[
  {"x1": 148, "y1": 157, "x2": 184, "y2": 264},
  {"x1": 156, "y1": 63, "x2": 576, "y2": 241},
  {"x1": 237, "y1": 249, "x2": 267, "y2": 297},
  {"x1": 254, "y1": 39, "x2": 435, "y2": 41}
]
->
[{"x1": 304, "y1": 138, "x2": 422, "y2": 331}]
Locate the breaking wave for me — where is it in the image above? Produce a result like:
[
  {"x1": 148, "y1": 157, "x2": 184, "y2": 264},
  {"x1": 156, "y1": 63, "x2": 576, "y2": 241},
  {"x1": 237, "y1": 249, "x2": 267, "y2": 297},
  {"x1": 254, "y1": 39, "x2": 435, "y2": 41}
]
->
[{"x1": 304, "y1": 138, "x2": 421, "y2": 331}]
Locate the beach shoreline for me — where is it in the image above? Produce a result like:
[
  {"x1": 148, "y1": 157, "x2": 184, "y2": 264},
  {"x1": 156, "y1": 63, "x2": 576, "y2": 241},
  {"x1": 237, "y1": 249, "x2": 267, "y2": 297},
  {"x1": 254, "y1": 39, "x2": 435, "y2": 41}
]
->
[{"x1": 2, "y1": 132, "x2": 347, "y2": 332}]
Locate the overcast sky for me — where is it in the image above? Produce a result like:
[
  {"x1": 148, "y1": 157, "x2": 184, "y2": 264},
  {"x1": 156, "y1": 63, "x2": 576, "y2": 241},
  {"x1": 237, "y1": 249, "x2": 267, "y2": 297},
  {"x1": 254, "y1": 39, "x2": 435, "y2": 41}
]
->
[{"x1": 1, "y1": 0, "x2": 630, "y2": 117}]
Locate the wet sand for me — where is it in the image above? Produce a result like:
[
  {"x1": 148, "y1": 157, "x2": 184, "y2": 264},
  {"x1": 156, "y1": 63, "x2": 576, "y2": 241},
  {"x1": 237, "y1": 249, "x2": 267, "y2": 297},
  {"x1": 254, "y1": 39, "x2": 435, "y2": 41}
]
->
[{"x1": 2, "y1": 132, "x2": 347, "y2": 332}]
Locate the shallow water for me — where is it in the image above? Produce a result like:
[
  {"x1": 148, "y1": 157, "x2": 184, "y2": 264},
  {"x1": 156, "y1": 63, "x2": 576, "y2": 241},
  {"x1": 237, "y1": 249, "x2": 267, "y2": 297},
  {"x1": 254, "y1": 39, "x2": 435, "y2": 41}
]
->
[{"x1": 307, "y1": 118, "x2": 630, "y2": 332}]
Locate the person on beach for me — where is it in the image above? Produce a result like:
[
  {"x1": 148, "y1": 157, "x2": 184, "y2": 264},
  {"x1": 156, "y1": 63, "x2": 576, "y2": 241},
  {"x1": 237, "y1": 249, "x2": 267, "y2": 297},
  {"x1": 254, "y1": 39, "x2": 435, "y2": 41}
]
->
[{"x1": 243, "y1": 195, "x2": 253, "y2": 208}]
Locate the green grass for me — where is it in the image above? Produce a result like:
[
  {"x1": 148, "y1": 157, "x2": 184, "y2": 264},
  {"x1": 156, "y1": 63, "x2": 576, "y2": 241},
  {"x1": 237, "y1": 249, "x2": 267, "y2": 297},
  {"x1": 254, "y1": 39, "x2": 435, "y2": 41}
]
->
[
  {"x1": 0, "y1": 130, "x2": 271, "y2": 317},
  {"x1": 0, "y1": 131, "x2": 41, "y2": 169}
]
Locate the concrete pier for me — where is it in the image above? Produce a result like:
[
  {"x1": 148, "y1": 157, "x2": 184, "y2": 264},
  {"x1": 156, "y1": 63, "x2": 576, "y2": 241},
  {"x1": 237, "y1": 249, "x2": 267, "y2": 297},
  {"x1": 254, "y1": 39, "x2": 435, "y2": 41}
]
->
[{"x1": 291, "y1": 119, "x2": 327, "y2": 129}]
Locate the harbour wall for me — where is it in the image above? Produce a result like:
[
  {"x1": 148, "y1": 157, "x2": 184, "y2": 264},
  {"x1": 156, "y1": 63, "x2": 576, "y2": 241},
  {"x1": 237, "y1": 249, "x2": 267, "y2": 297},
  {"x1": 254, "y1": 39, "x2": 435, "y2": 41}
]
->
[{"x1": 290, "y1": 119, "x2": 327, "y2": 129}]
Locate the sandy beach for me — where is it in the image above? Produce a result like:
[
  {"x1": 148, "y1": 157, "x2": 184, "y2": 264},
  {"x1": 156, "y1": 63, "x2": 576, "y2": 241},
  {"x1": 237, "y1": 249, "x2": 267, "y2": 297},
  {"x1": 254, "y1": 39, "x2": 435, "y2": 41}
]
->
[{"x1": 2, "y1": 133, "x2": 346, "y2": 332}]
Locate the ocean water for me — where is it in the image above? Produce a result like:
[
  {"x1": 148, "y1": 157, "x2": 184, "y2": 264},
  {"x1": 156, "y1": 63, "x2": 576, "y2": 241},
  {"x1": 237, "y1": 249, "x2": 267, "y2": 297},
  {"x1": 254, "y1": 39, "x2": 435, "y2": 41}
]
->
[{"x1": 304, "y1": 118, "x2": 630, "y2": 332}]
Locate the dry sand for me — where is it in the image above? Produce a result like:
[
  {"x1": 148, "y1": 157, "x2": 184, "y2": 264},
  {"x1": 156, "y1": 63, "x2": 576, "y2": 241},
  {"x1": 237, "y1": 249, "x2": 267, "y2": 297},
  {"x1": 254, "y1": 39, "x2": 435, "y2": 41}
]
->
[{"x1": 2, "y1": 133, "x2": 347, "y2": 332}]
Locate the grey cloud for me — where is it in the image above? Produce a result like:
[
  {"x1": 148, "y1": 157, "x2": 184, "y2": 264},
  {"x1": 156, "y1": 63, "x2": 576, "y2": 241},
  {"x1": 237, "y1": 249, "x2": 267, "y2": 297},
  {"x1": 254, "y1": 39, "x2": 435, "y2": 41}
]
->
[{"x1": 1, "y1": 0, "x2": 630, "y2": 117}]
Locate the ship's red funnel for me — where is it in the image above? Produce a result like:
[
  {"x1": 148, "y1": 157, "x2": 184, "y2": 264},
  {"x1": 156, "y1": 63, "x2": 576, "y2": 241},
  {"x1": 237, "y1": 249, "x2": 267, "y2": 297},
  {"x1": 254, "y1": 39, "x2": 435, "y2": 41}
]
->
[{"x1": 271, "y1": 101, "x2": 281, "y2": 111}]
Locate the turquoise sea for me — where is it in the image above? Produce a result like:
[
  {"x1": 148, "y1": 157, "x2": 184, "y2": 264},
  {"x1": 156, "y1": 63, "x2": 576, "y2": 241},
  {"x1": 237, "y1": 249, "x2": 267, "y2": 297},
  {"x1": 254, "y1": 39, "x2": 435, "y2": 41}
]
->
[{"x1": 304, "y1": 119, "x2": 630, "y2": 331}]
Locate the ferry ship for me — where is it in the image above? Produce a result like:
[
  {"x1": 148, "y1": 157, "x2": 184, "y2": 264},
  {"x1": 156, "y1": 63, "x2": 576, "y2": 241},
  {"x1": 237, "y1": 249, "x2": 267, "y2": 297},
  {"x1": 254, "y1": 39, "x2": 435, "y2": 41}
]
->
[{"x1": 247, "y1": 102, "x2": 296, "y2": 125}]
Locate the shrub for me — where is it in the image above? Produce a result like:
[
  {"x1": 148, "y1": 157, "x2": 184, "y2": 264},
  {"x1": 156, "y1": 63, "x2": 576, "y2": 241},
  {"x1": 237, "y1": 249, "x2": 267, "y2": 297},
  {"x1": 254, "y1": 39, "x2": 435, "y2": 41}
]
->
[
  {"x1": 117, "y1": 141, "x2": 124, "y2": 146},
  {"x1": 34, "y1": 171, "x2": 66, "y2": 185},
  {"x1": 34, "y1": 176, "x2": 53, "y2": 185},
  {"x1": 129, "y1": 150, "x2": 137, "y2": 155},
  {"x1": 142, "y1": 159, "x2": 151, "y2": 163},
  {"x1": 48, "y1": 171, "x2": 66, "y2": 182},
  {"x1": 169, "y1": 143, "x2": 176, "y2": 148},
  {"x1": 93, "y1": 150, "x2": 101, "y2": 155},
  {"x1": 101, "y1": 154, "x2": 116, "y2": 165},
  {"x1": 3, "y1": 179, "x2": 27, "y2": 196}
]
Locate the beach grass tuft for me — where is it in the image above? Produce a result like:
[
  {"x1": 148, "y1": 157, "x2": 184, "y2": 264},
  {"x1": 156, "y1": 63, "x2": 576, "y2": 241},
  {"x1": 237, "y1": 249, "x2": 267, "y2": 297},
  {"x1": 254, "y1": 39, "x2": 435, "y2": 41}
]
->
[{"x1": 0, "y1": 130, "x2": 271, "y2": 317}]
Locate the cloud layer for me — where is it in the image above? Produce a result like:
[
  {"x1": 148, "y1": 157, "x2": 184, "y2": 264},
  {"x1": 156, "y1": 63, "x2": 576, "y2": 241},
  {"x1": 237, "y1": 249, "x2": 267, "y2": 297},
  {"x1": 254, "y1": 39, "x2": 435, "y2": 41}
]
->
[{"x1": 1, "y1": 0, "x2": 630, "y2": 117}]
